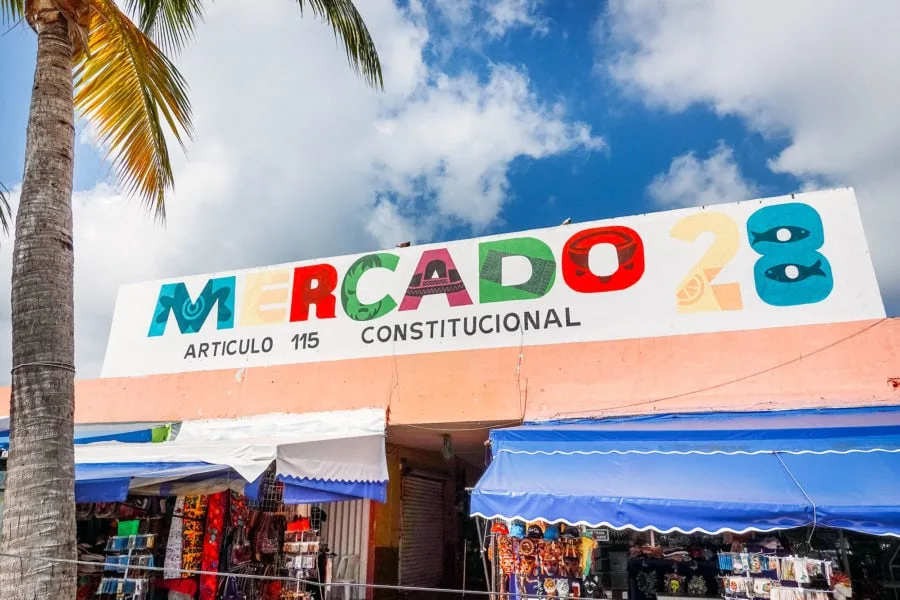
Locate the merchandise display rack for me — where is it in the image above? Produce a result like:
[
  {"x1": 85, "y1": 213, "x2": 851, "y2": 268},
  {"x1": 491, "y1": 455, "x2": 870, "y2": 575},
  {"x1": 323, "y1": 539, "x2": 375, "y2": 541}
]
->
[
  {"x1": 717, "y1": 551, "x2": 839, "y2": 600},
  {"x1": 282, "y1": 529, "x2": 320, "y2": 600},
  {"x1": 98, "y1": 533, "x2": 156, "y2": 599}
]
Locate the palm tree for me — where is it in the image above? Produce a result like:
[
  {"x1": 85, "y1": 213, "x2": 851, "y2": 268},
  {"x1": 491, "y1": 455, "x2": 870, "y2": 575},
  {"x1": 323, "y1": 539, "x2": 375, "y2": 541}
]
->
[
  {"x1": 0, "y1": 183, "x2": 10, "y2": 235},
  {"x1": 0, "y1": 1, "x2": 381, "y2": 599}
]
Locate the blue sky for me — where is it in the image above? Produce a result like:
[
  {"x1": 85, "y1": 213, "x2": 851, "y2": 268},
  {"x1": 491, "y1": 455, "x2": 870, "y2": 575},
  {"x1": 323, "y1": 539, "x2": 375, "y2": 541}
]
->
[
  {"x1": 0, "y1": 0, "x2": 898, "y2": 376},
  {"x1": 0, "y1": 1, "x2": 799, "y2": 225}
]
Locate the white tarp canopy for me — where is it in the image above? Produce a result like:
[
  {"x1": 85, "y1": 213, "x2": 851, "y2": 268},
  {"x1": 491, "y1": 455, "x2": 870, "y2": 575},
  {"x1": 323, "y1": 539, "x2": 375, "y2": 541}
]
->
[{"x1": 74, "y1": 408, "x2": 389, "y2": 485}]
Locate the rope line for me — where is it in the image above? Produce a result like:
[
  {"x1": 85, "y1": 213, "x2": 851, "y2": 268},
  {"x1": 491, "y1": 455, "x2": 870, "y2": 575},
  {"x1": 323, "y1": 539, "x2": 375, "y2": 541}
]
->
[
  {"x1": 10, "y1": 360, "x2": 76, "y2": 374},
  {"x1": 774, "y1": 451, "x2": 818, "y2": 547},
  {"x1": 0, "y1": 550, "x2": 545, "y2": 599}
]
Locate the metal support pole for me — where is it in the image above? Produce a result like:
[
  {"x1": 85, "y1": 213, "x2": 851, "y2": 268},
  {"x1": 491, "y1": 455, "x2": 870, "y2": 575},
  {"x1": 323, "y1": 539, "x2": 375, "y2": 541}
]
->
[
  {"x1": 475, "y1": 518, "x2": 492, "y2": 597},
  {"x1": 463, "y1": 539, "x2": 468, "y2": 597},
  {"x1": 838, "y1": 530, "x2": 851, "y2": 577}
]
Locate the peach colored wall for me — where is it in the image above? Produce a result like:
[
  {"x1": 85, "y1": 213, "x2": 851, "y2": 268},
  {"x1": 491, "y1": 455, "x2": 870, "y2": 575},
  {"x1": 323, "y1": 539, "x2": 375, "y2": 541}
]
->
[{"x1": 3, "y1": 318, "x2": 899, "y2": 423}]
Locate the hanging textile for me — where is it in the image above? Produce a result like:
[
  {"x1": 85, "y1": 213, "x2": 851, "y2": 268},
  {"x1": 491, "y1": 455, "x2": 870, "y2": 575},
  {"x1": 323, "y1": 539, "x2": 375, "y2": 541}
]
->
[
  {"x1": 200, "y1": 492, "x2": 227, "y2": 600},
  {"x1": 164, "y1": 497, "x2": 185, "y2": 579},
  {"x1": 230, "y1": 491, "x2": 249, "y2": 530},
  {"x1": 228, "y1": 491, "x2": 252, "y2": 569},
  {"x1": 181, "y1": 495, "x2": 209, "y2": 576}
]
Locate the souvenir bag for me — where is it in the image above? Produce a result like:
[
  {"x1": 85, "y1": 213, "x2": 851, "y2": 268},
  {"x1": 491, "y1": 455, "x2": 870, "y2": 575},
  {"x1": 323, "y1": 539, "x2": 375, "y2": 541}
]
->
[
  {"x1": 665, "y1": 572, "x2": 685, "y2": 595},
  {"x1": 230, "y1": 524, "x2": 252, "y2": 567},
  {"x1": 222, "y1": 576, "x2": 246, "y2": 600},
  {"x1": 687, "y1": 561, "x2": 707, "y2": 596},
  {"x1": 255, "y1": 513, "x2": 280, "y2": 556},
  {"x1": 635, "y1": 570, "x2": 657, "y2": 596}
]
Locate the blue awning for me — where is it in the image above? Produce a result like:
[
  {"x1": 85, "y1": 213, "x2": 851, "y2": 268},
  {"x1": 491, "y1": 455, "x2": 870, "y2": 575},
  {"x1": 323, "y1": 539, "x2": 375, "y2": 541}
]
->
[
  {"x1": 0, "y1": 422, "x2": 168, "y2": 450},
  {"x1": 492, "y1": 406, "x2": 900, "y2": 455},
  {"x1": 779, "y1": 451, "x2": 900, "y2": 536},
  {"x1": 471, "y1": 406, "x2": 900, "y2": 536},
  {"x1": 279, "y1": 475, "x2": 387, "y2": 504},
  {"x1": 472, "y1": 450, "x2": 813, "y2": 534},
  {"x1": 75, "y1": 462, "x2": 232, "y2": 503}
]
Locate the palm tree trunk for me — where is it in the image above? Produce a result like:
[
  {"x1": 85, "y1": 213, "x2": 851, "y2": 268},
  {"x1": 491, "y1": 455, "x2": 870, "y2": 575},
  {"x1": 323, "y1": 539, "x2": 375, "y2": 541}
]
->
[{"x1": 0, "y1": 6, "x2": 77, "y2": 600}]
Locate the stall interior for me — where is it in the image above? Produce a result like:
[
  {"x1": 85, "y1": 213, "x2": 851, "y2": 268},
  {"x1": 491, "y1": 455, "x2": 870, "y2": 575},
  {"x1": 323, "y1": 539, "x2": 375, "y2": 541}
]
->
[
  {"x1": 75, "y1": 470, "x2": 344, "y2": 600},
  {"x1": 482, "y1": 521, "x2": 863, "y2": 600}
]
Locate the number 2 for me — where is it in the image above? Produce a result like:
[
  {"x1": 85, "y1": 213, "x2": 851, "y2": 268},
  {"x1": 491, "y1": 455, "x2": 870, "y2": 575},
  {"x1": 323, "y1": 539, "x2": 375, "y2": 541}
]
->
[{"x1": 670, "y1": 212, "x2": 743, "y2": 313}]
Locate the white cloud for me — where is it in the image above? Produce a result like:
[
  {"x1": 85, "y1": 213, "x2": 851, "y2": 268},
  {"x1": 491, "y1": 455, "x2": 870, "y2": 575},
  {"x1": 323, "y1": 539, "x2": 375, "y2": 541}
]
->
[
  {"x1": 434, "y1": 0, "x2": 548, "y2": 42},
  {"x1": 602, "y1": 0, "x2": 900, "y2": 309},
  {"x1": 0, "y1": 0, "x2": 600, "y2": 382},
  {"x1": 647, "y1": 142, "x2": 757, "y2": 208},
  {"x1": 485, "y1": 0, "x2": 549, "y2": 37}
]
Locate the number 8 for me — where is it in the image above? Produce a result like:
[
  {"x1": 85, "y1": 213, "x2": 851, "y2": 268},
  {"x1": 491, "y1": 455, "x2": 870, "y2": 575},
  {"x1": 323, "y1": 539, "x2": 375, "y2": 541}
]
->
[{"x1": 747, "y1": 202, "x2": 833, "y2": 306}]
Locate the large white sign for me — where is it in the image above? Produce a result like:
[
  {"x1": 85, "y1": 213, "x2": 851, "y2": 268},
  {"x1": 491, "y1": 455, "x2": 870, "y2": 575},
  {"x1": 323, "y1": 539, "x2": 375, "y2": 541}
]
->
[{"x1": 101, "y1": 188, "x2": 885, "y2": 378}]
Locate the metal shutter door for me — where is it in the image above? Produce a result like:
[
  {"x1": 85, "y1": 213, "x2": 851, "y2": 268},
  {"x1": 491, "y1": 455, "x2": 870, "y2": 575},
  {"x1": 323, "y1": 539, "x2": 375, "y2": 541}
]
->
[
  {"x1": 318, "y1": 500, "x2": 370, "y2": 597},
  {"x1": 399, "y1": 475, "x2": 445, "y2": 589}
]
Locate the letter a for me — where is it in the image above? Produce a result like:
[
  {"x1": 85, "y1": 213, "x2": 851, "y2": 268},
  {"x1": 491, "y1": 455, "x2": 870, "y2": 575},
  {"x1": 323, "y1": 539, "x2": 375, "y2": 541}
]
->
[{"x1": 399, "y1": 249, "x2": 473, "y2": 311}]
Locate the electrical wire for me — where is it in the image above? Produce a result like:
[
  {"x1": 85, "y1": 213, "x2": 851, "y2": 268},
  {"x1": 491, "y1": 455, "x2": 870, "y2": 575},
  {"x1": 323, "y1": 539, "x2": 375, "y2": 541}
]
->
[
  {"x1": 396, "y1": 421, "x2": 522, "y2": 432},
  {"x1": 0, "y1": 550, "x2": 547, "y2": 599},
  {"x1": 389, "y1": 320, "x2": 889, "y2": 430},
  {"x1": 550, "y1": 318, "x2": 888, "y2": 420}
]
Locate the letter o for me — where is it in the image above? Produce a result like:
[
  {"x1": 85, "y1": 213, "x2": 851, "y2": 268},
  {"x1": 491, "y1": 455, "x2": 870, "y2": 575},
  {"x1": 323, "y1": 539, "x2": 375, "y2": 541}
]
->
[{"x1": 503, "y1": 313, "x2": 521, "y2": 332}]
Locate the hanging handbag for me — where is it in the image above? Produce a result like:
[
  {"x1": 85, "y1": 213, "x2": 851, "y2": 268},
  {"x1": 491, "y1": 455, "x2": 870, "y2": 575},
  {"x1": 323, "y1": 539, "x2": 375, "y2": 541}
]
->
[
  {"x1": 230, "y1": 526, "x2": 252, "y2": 567},
  {"x1": 255, "y1": 513, "x2": 279, "y2": 556},
  {"x1": 222, "y1": 576, "x2": 245, "y2": 600}
]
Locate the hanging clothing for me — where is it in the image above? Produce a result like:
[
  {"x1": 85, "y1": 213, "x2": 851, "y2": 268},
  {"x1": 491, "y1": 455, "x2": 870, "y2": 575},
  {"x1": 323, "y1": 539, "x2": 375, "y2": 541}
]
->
[
  {"x1": 181, "y1": 495, "x2": 209, "y2": 576},
  {"x1": 164, "y1": 497, "x2": 185, "y2": 579},
  {"x1": 580, "y1": 536, "x2": 598, "y2": 577},
  {"x1": 200, "y1": 492, "x2": 228, "y2": 600}
]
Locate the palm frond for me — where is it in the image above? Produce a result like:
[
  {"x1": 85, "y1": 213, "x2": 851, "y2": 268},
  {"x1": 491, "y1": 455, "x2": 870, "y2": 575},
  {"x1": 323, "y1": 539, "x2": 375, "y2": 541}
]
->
[
  {"x1": 76, "y1": 0, "x2": 193, "y2": 221},
  {"x1": 297, "y1": 0, "x2": 383, "y2": 89},
  {"x1": 1, "y1": 0, "x2": 23, "y2": 26},
  {"x1": 123, "y1": 0, "x2": 203, "y2": 55},
  {"x1": 0, "y1": 181, "x2": 11, "y2": 237}
]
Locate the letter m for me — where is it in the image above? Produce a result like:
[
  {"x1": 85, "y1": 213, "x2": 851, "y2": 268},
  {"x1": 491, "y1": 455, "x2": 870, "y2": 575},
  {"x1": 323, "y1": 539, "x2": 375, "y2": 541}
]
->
[{"x1": 148, "y1": 277, "x2": 236, "y2": 337}]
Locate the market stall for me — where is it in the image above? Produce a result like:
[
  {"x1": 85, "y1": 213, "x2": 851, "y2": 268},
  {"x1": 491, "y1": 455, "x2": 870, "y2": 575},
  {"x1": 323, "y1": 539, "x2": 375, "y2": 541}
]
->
[
  {"x1": 66, "y1": 408, "x2": 388, "y2": 600},
  {"x1": 73, "y1": 408, "x2": 389, "y2": 504},
  {"x1": 470, "y1": 406, "x2": 900, "y2": 599}
]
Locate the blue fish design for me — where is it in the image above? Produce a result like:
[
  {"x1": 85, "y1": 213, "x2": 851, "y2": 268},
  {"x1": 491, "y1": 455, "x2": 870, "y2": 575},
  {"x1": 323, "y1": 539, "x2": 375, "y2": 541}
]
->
[
  {"x1": 764, "y1": 259, "x2": 826, "y2": 283},
  {"x1": 750, "y1": 225, "x2": 810, "y2": 245}
]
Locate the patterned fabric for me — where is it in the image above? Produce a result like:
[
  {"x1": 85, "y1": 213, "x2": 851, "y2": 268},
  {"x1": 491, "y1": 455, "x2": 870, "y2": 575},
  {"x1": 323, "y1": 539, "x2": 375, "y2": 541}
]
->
[
  {"x1": 200, "y1": 492, "x2": 228, "y2": 600},
  {"x1": 230, "y1": 491, "x2": 249, "y2": 530},
  {"x1": 181, "y1": 495, "x2": 209, "y2": 576},
  {"x1": 580, "y1": 536, "x2": 597, "y2": 577},
  {"x1": 164, "y1": 497, "x2": 185, "y2": 579}
]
